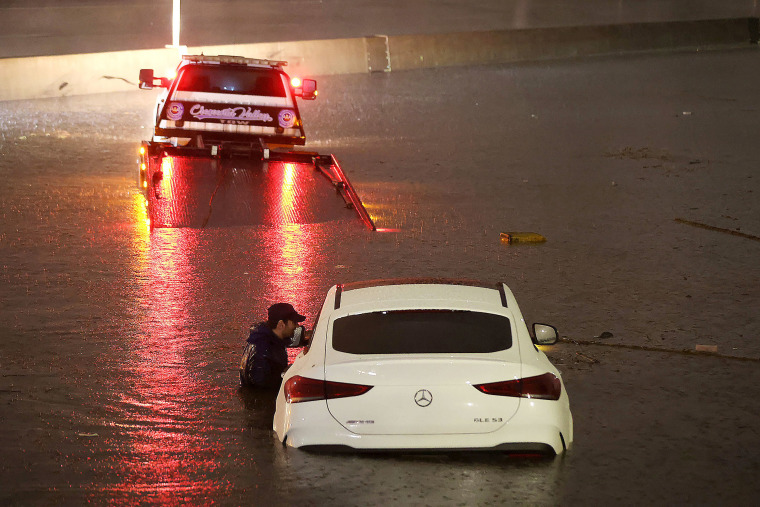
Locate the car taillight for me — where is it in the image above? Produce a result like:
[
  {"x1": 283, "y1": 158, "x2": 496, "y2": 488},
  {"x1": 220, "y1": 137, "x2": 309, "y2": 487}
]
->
[
  {"x1": 474, "y1": 373, "x2": 561, "y2": 401},
  {"x1": 284, "y1": 375, "x2": 373, "y2": 403}
]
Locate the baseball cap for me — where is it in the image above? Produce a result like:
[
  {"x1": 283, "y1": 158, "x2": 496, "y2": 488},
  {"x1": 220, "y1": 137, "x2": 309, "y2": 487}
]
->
[{"x1": 268, "y1": 303, "x2": 306, "y2": 324}]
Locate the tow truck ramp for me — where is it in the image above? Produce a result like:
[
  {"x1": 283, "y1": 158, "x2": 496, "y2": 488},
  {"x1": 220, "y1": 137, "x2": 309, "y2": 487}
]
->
[{"x1": 138, "y1": 145, "x2": 375, "y2": 231}]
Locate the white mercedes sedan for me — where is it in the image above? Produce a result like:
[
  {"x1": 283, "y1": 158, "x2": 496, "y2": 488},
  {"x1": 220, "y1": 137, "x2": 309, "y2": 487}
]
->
[{"x1": 273, "y1": 279, "x2": 573, "y2": 455}]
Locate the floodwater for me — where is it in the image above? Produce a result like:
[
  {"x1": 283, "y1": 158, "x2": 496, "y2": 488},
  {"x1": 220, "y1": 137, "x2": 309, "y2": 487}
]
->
[{"x1": 2, "y1": 49, "x2": 760, "y2": 504}]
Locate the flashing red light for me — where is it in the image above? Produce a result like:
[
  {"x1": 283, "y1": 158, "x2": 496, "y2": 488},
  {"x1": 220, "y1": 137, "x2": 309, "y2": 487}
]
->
[
  {"x1": 290, "y1": 76, "x2": 302, "y2": 88},
  {"x1": 474, "y1": 373, "x2": 561, "y2": 400},
  {"x1": 284, "y1": 375, "x2": 373, "y2": 403}
]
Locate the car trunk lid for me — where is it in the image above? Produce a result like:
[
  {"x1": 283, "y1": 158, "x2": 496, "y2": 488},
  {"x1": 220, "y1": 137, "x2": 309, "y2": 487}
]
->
[{"x1": 323, "y1": 356, "x2": 522, "y2": 435}]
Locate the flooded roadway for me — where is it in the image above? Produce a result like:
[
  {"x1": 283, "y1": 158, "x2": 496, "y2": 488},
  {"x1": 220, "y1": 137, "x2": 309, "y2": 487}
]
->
[{"x1": 2, "y1": 48, "x2": 760, "y2": 504}]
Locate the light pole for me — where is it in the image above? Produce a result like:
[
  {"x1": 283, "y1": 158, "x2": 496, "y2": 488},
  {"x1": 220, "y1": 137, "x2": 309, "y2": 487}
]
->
[
  {"x1": 166, "y1": 0, "x2": 186, "y2": 54},
  {"x1": 172, "y1": 0, "x2": 180, "y2": 47}
]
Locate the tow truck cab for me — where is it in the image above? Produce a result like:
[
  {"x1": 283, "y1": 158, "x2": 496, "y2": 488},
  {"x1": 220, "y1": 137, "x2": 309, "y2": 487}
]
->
[{"x1": 139, "y1": 55, "x2": 317, "y2": 151}]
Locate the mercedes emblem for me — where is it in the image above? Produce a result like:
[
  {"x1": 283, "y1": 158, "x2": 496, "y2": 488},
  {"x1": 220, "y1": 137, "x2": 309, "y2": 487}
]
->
[{"x1": 414, "y1": 389, "x2": 433, "y2": 407}]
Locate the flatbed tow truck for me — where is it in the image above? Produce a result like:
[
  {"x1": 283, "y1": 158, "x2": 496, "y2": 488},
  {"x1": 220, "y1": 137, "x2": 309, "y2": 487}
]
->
[{"x1": 137, "y1": 54, "x2": 375, "y2": 230}]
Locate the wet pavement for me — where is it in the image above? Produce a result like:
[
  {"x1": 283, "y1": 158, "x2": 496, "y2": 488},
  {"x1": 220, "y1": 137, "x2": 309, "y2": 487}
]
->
[{"x1": 2, "y1": 47, "x2": 760, "y2": 504}]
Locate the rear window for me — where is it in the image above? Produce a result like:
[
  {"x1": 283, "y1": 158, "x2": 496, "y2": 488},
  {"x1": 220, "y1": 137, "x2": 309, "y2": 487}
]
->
[
  {"x1": 176, "y1": 66, "x2": 286, "y2": 97},
  {"x1": 332, "y1": 310, "x2": 512, "y2": 354}
]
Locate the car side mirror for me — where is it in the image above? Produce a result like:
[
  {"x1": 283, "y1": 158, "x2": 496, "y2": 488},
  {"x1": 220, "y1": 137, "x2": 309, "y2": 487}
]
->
[
  {"x1": 289, "y1": 326, "x2": 305, "y2": 347},
  {"x1": 533, "y1": 323, "x2": 558, "y2": 345},
  {"x1": 288, "y1": 326, "x2": 313, "y2": 347},
  {"x1": 139, "y1": 69, "x2": 154, "y2": 90},
  {"x1": 139, "y1": 69, "x2": 171, "y2": 90},
  {"x1": 301, "y1": 79, "x2": 317, "y2": 100}
]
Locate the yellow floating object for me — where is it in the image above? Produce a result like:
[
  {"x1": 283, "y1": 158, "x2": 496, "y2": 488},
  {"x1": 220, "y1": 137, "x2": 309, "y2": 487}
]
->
[{"x1": 500, "y1": 232, "x2": 546, "y2": 244}]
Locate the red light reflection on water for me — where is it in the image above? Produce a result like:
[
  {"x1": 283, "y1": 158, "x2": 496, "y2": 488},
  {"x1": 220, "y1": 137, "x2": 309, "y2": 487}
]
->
[
  {"x1": 159, "y1": 156, "x2": 175, "y2": 201},
  {"x1": 109, "y1": 222, "x2": 225, "y2": 502},
  {"x1": 261, "y1": 162, "x2": 314, "y2": 305},
  {"x1": 260, "y1": 163, "x2": 321, "y2": 361},
  {"x1": 263, "y1": 162, "x2": 307, "y2": 225}
]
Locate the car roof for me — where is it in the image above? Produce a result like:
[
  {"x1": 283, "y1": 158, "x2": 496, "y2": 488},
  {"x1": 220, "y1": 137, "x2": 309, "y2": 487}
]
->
[{"x1": 334, "y1": 278, "x2": 511, "y2": 312}]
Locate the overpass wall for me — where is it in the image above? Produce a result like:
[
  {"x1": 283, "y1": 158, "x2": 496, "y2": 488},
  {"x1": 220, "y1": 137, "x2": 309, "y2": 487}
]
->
[{"x1": 0, "y1": 18, "x2": 756, "y2": 102}]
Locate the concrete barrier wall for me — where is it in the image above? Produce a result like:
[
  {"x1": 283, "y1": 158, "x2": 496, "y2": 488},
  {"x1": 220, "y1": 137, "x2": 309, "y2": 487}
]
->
[
  {"x1": 0, "y1": 48, "x2": 181, "y2": 102},
  {"x1": 1, "y1": 18, "x2": 756, "y2": 102},
  {"x1": 390, "y1": 18, "x2": 757, "y2": 70},
  {"x1": 0, "y1": 37, "x2": 369, "y2": 102}
]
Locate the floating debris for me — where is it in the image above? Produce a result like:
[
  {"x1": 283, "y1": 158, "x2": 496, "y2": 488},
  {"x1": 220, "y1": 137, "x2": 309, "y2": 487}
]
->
[
  {"x1": 675, "y1": 218, "x2": 760, "y2": 242},
  {"x1": 500, "y1": 232, "x2": 546, "y2": 244},
  {"x1": 575, "y1": 352, "x2": 600, "y2": 364}
]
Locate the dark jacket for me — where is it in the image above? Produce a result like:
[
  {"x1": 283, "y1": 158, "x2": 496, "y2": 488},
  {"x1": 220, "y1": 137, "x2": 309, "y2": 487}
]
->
[{"x1": 241, "y1": 323, "x2": 289, "y2": 389}]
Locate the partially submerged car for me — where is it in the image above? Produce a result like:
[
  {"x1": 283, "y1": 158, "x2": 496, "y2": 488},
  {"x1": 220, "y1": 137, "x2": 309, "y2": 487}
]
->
[{"x1": 273, "y1": 278, "x2": 573, "y2": 455}]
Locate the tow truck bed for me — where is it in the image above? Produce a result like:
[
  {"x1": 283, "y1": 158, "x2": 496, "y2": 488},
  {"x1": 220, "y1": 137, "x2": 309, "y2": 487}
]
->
[{"x1": 140, "y1": 147, "x2": 375, "y2": 230}]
